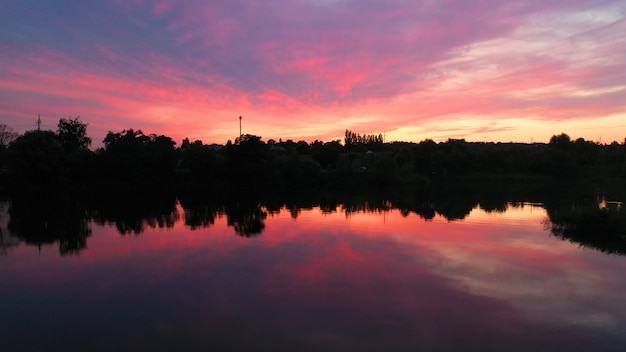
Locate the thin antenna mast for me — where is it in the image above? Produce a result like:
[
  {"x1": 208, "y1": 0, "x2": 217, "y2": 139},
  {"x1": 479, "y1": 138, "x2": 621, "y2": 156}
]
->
[{"x1": 37, "y1": 114, "x2": 41, "y2": 130}]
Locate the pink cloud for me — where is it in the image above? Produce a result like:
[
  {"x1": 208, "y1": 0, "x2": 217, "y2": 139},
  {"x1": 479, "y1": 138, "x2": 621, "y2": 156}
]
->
[
  {"x1": 151, "y1": 0, "x2": 173, "y2": 17},
  {"x1": 1, "y1": 0, "x2": 625, "y2": 145}
]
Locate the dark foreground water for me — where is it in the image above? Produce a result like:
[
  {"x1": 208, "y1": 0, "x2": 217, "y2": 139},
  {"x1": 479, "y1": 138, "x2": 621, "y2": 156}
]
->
[{"x1": 1, "y1": 197, "x2": 625, "y2": 351}]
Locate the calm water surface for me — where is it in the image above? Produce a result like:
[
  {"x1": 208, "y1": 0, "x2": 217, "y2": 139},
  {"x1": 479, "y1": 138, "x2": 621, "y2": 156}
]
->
[{"x1": 1, "y1": 201, "x2": 625, "y2": 351}]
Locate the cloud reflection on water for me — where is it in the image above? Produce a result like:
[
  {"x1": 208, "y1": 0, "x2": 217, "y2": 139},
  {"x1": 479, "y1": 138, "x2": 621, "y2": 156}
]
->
[{"x1": 1, "y1": 201, "x2": 625, "y2": 350}]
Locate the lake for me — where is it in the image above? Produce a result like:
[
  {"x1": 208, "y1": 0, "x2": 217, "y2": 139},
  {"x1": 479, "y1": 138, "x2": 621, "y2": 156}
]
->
[{"x1": 1, "y1": 191, "x2": 625, "y2": 351}]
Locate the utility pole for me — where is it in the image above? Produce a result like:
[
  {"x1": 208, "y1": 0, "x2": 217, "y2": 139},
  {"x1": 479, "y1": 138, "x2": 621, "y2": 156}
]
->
[
  {"x1": 37, "y1": 114, "x2": 41, "y2": 130},
  {"x1": 239, "y1": 115, "x2": 242, "y2": 143}
]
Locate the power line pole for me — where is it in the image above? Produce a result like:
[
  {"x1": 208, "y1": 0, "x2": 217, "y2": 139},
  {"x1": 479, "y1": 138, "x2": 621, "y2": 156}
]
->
[
  {"x1": 239, "y1": 115, "x2": 242, "y2": 143},
  {"x1": 37, "y1": 114, "x2": 41, "y2": 130}
]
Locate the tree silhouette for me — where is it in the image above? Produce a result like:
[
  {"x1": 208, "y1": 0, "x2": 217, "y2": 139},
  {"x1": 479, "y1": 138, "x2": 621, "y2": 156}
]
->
[
  {"x1": 228, "y1": 134, "x2": 268, "y2": 185},
  {"x1": 0, "y1": 124, "x2": 18, "y2": 148},
  {"x1": 57, "y1": 117, "x2": 91, "y2": 154},
  {"x1": 0, "y1": 124, "x2": 19, "y2": 173},
  {"x1": 7, "y1": 130, "x2": 68, "y2": 189},
  {"x1": 549, "y1": 133, "x2": 572, "y2": 151},
  {"x1": 100, "y1": 129, "x2": 177, "y2": 185},
  {"x1": 57, "y1": 117, "x2": 93, "y2": 183},
  {"x1": 344, "y1": 129, "x2": 383, "y2": 151}
]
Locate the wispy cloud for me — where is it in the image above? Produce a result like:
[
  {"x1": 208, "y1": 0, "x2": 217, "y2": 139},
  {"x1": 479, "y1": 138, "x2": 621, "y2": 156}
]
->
[{"x1": 1, "y1": 0, "x2": 625, "y2": 145}]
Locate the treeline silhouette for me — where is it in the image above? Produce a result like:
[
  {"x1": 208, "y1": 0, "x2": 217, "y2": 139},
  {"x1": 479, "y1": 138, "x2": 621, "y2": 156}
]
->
[
  {"x1": 1, "y1": 119, "x2": 625, "y2": 193},
  {"x1": 2, "y1": 119, "x2": 624, "y2": 256}
]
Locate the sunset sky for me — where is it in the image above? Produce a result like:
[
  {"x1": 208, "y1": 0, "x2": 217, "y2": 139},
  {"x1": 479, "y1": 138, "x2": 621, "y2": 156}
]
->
[{"x1": 1, "y1": 0, "x2": 625, "y2": 147}]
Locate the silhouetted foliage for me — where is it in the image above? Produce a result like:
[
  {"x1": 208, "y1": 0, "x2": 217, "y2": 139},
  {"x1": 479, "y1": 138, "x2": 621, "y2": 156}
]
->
[
  {"x1": 177, "y1": 138, "x2": 224, "y2": 185},
  {"x1": 0, "y1": 124, "x2": 19, "y2": 147},
  {"x1": 0, "y1": 125, "x2": 19, "y2": 178},
  {"x1": 7, "y1": 130, "x2": 68, "y2": 189},
  {"x1": 57, "y1": 117, "x2": 94, "y2": 183},
  {"x1": 57, "y1": 116, "x2": 91, "y2": 154},
  {"x1": 99, "y1": 129, "x2": 177, "y2": 186},
  {"x1": 311, "y1": 140, "x2": 342, "y2": 169},
  {"x1": 344, "y1": 129, "x2": 383, "y2": 152},
  {"x1": 227, "y1": 134, "x2": 269, "y2": 186},
  {"x1": 2, "y1": 119, "x2": 625, "y2": 195},
  {"x1": 549, "y1": 133, "x2": 571, "y2": 151}
]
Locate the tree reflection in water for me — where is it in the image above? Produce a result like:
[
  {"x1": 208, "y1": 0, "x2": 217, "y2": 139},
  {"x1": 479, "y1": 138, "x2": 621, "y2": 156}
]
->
[
  {"x1": 2, "y1": 181, "x2": 626, "y2": 254},
  {"x1": 7, "y1": 192, "x2": 91, "y2": 255},
  {"x1": 225, "y1": 200, "x2": 267, "y2": 237},
  {"x1": 545, "y1": 200, "x2": 626, "y2": 255},
  {"x1": 87, "y1": 190, "x2": 178, "y2": 235},
  {"x1": 177, "y1": 193, "x2": 221, "y2": 230}
]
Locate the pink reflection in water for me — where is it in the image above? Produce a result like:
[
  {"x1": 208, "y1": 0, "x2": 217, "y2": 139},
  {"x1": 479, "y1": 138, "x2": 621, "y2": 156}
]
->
[{"x1": 1, "y1": 203, "x2": 625, "y2": 351}]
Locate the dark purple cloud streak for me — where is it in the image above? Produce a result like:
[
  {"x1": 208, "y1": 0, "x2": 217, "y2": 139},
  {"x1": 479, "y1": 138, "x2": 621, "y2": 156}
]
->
[{"x1": 1, "y1": 0, "x2": 625, "y2": 145}]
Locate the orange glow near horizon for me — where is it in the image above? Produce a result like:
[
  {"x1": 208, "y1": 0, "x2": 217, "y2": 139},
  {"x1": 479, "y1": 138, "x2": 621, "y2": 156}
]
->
[{"x1": 1, "y1": 1, "x2": 625, "y2": 147}]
